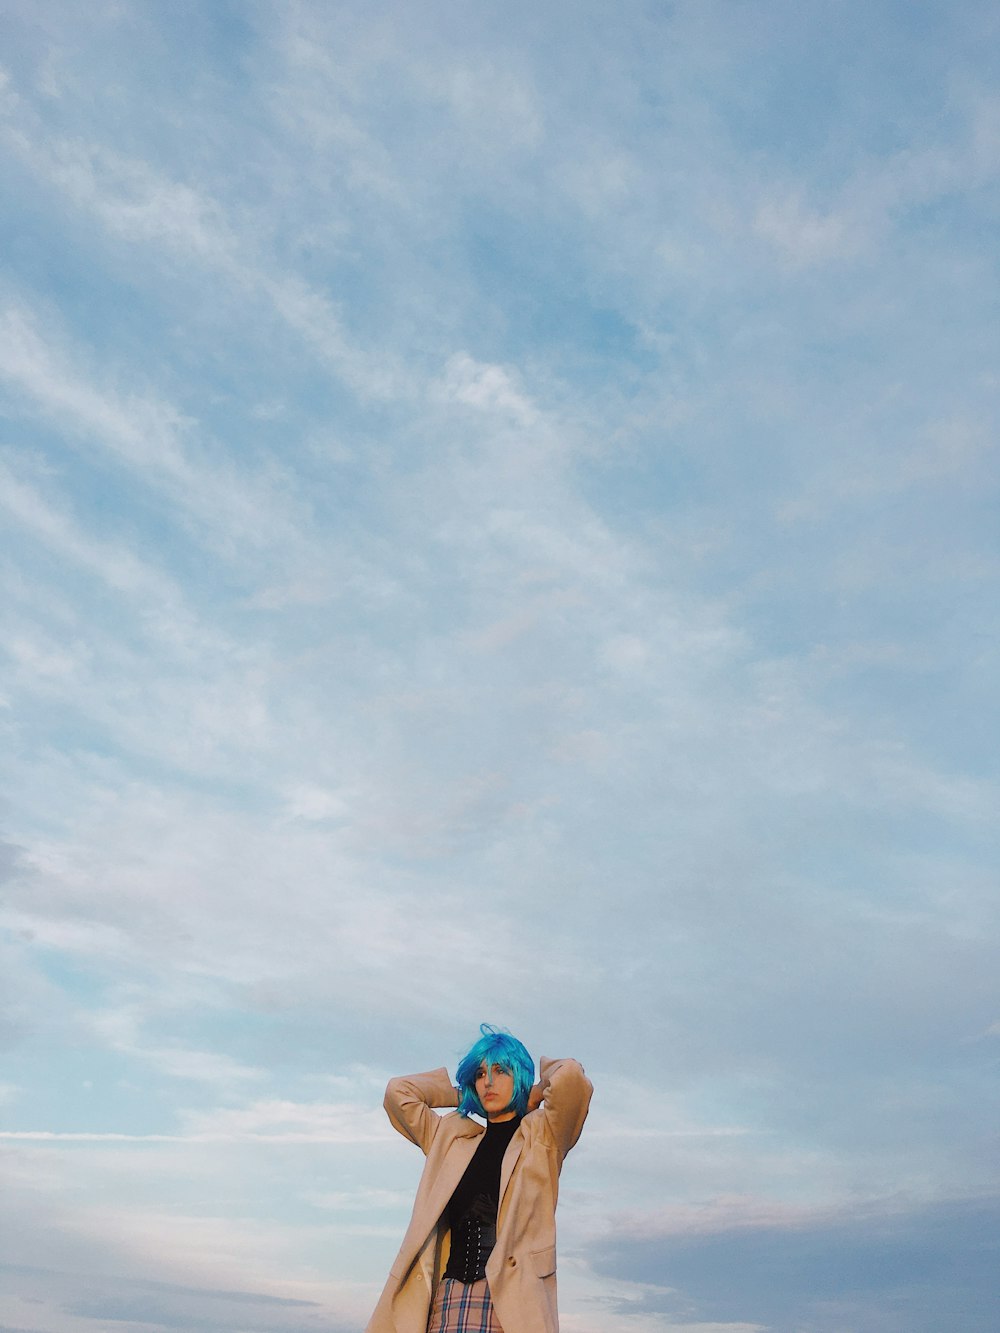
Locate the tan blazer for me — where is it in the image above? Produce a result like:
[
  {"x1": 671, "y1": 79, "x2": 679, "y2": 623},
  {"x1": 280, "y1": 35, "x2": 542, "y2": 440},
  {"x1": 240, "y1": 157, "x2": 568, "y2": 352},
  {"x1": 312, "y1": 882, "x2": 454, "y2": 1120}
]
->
[{"x1": 365, "y1": 1057, "x2": 592, "y2": 1333}]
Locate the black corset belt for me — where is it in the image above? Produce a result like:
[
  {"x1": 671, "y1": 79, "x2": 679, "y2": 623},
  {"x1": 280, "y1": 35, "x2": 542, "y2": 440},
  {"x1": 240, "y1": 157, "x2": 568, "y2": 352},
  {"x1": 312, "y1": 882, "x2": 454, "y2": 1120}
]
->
[{"x1": 444, "y1": 1213, "x2": 498, "y2": 1284}]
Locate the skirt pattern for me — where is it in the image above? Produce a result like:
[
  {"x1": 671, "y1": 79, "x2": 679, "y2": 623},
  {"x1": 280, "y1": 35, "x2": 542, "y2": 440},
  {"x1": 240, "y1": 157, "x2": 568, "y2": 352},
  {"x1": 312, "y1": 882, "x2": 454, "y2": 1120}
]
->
[{"x1": 426, "y1": 1278, "x2": 505, "y2": 1333}]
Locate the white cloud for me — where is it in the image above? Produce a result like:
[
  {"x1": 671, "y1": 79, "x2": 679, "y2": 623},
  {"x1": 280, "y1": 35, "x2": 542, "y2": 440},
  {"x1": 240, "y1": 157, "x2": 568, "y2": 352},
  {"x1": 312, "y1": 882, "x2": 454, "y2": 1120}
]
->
[
  {"x1": 753, "y1": 190, "x2": 859, "y2": 266},
  {"x1": 436, "y1": 352, "x2": 540, "y2": 425},
  {"x1": 281, "y1": 783, "x2": 353, "y2": 822},
  {"x1": 179, "y1": 1098, "x2": 386, "y2": 1143}
]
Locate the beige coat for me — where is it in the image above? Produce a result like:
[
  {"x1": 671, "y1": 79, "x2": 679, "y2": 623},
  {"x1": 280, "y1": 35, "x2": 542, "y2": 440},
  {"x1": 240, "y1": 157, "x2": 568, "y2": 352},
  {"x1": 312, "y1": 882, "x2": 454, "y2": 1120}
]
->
[{"x1": 365, "y1": 1057, "x2": 593, "y2": 1333}]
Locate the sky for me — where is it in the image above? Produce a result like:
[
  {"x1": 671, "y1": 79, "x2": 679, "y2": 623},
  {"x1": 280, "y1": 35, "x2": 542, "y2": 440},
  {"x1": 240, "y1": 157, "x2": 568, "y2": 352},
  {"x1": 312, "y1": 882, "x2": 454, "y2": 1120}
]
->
[{"x1": 0, "y1": 2, "x2": 998, "y2": 1331}]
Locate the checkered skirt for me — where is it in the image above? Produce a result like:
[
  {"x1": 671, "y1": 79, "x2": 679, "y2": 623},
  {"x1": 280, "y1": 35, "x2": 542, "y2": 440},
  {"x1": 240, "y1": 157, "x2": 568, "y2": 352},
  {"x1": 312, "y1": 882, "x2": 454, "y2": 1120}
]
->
[{"x1": 427, "y1": 1278, "x2": 505, "y2": 1333}]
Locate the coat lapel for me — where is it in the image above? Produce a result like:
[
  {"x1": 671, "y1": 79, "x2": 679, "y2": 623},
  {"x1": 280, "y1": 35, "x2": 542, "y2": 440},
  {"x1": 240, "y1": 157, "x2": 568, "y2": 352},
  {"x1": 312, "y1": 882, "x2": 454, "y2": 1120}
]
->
[
  {"x1": 391, "y1": 1118, "x2": 484, "y2": 1284},
  {"x1": 423, "y1": 1120, "x2": 484, "y2": 1226}
]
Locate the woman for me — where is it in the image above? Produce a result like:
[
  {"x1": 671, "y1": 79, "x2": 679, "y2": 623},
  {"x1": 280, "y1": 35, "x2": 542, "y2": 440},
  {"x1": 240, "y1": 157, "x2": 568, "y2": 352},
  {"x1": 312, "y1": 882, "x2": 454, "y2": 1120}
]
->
[{"x1": 365, "y1": 1024, "x2": 593, "y2": 1333}]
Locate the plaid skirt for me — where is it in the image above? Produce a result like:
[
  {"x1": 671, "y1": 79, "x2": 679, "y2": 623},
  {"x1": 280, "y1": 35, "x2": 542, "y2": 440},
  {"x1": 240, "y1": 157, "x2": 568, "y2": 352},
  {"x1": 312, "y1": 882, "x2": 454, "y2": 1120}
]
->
[{"x1": 427, "y1": 1278, "x2": 505, "y2": 1333}]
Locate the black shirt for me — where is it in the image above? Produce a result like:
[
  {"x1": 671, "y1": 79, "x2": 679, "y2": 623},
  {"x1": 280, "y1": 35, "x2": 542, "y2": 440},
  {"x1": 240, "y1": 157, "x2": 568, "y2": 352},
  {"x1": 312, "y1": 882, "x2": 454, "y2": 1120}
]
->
[{"x1": 443, "y1": 1116, "x2": 521, "y2": 1282}]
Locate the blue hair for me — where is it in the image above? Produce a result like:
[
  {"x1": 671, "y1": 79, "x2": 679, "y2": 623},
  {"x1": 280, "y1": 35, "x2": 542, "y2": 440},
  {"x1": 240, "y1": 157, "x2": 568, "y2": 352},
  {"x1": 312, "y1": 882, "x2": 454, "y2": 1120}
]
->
[{"x1": 455, "y1": 1024, "x2": 535, "y2": 1119}]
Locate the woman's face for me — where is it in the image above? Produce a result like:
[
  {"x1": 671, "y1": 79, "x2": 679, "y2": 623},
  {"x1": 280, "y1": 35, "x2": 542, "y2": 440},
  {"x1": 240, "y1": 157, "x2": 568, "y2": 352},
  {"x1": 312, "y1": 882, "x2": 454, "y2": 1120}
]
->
[{"x1": 476, "y1": 1062, "x2": 516, "y2": 1121}]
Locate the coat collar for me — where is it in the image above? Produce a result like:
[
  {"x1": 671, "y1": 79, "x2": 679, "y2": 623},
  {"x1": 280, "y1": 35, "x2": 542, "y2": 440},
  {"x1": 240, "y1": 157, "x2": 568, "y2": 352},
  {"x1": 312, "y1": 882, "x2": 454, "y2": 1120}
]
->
[{"x1": 448, "y1": 1112, "x2": 486, "y2": 1137}]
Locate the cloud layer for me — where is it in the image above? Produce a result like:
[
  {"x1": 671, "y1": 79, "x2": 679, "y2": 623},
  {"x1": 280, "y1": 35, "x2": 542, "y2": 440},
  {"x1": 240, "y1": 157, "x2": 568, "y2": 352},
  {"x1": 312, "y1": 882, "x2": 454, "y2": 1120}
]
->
[{"x1": 1, "y1": 3, "x2": 998, "y2": 1330}]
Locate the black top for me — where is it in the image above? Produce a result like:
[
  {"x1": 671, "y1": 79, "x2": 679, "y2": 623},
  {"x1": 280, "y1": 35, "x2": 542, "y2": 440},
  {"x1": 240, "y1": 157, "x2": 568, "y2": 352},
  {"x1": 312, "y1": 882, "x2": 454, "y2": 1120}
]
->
[{"x1": 443, "y1": 1116, "x2": 521, "y2": 1283}]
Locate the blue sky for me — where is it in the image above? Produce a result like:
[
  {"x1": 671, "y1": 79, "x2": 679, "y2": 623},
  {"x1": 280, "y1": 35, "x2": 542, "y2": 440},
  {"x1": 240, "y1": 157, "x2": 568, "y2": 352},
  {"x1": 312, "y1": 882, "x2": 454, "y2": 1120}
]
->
[{"x1": 1, "y1": 2, "x2": 998, "y2": 1330}]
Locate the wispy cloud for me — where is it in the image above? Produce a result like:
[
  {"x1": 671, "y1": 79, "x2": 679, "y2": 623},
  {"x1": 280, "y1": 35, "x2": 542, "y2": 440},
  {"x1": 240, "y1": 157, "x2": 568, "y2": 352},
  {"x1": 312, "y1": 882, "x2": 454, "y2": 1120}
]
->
[
  {"x1": 0, "y1": 302, "x2": 318, "y2": 563},
  {"x1": 1, "y1": 3, "x2": 998, "y2": 1331},
  {"x1": 1, "y1": 114, "x2": 409, "y2": 400}
]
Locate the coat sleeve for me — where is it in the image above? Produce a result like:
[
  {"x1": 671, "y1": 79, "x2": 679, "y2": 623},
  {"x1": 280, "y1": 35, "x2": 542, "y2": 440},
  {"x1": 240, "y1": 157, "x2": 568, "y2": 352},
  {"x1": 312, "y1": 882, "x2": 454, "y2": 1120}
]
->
[
  {"x1": 383, "y1": 1067, "x2": 460, "y2": 1155},
  {"x1": 536, "y1": 1056, "x2": 593, "y2": 1157}
]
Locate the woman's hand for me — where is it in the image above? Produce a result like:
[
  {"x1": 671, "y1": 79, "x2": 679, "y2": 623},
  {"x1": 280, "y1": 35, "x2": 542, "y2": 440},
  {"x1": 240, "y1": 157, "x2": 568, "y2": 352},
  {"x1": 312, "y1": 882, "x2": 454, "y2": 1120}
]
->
[{"x1": 527, "y1": 1081, "x2": 544, "y2": 1112}]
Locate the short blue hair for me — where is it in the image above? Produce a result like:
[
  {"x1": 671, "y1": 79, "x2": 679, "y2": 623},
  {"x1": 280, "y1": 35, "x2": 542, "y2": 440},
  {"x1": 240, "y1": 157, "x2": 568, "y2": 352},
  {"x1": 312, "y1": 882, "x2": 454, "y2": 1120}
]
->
[{"x1": 456, "y1": 1024, "x2": 534, "y2": 1119}]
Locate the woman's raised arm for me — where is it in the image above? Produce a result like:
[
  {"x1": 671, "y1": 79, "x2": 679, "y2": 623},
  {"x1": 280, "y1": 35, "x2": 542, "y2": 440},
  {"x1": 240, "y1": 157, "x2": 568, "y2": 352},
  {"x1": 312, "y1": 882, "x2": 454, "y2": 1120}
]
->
[
  {"x1": 383, "y1": 1067, "x2": 460, "y2": 1154},
  {"x1": 531, "y1": 1056, "x2": 593, "y2": 1156}
]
